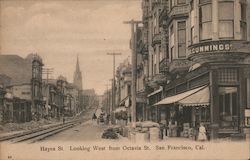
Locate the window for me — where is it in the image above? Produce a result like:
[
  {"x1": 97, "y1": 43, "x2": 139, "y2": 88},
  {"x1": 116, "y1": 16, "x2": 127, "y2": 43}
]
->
[
  {"x1": 33, "y1": 66, "x2": 39, "y2": 79},
  {"x1": 176, "y1": 82, "x2": 187, "y2": 93},
  {"x1": 240, "y1": 3, "x2": 247, "y2": 40},
  {"x1": 170, "y1": 46, "x2": 174, "y2": 61},
  {"x1": 247, "y1": 78, "x2": 250, "y2": 108},
  {"x1": 218, "y1": 68, "x2": 238, "y2": 83},
  {"x1": 159, "y1": 45, "x2": 163, "y2": 61},
  {"x1": 199, "y1": 1, "x2": 212, "y2": 40},
  {"x1": 151, "y1": 54, "x2": 154, "y2": 76},
  {"x1": 218, "y1": 2, "x2": 234, "y2": 39},
  {"x1": 190, "y1": 0, "x2": 195, "y2": 44},
  {"x1": 34, "y1": 85, "x2": 39, "y2": 97},
  {"x1": 191, "y1": 27, "x2": 194, "y2": 44},
  {"x1": 177, "y1": 21, "x2": 186, "y2": 58},
  {"x1": 166, "y1": 44, "x2": 169, "y2": 59},
  {"x1": 177, "y1": 0, "x2": 186, "y2": 5},
  {"x1": 219, "y1": 87, "x2": 238, "y2": 129},
  {"x1": 153, "y1": 13, "x2": 157, "y2": 34},
  {"x1": 170, "y1": 25, "x2": 174, "y2": 61},
  {"x1": 127, "y1": 84, "x2": 131, "y2": 95},
  {"x1": 154, "y1": 52, "x2": 157, "y2": 74},
  {"x1": 170, "y1": 24, "x2": 173, "y2": 35}
]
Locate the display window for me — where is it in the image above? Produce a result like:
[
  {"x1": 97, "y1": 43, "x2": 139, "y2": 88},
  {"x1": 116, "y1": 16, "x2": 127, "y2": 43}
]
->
[{"x1": 219, "y1": 87, "x2": 239, "y2": 129}]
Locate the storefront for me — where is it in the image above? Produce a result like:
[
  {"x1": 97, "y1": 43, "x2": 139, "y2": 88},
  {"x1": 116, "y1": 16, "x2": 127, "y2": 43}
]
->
[
  {"x1": 152, "y1": 62, "x2": 250, "y2": 139},
  {"x1": 209, "y1": 65, "x2": 249, "y2": 139},
  {"x1": 147, "y1": 87, "x2": 163, "y2": 122},
  {"x1": 154, "y1": 85, "x2": 210, "y2": 138},
  {"x1": 13, "y1": 98, "x2": 32, "y2": 123}
]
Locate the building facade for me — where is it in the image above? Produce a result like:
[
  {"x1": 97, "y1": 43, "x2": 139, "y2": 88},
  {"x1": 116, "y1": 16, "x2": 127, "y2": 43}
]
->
[
  {"x1": 136, "y1": 0, "x2": 250, "y2": 139},
  {"x1": 0, "y1": 54, "x2": 44, "y2": 122},
  {"x1": 30, "y1": 54, "x2": 44, "y2": 119},
  {"x1": 185, "y1": 0, "x2": 250, "y2": 139},
  {"x1": 0, "y1": 86, "x2": 6, "y2": 123}
]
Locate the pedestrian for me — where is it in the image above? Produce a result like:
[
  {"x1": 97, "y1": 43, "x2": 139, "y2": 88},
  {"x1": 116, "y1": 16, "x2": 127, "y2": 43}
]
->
[
  {"x1": 63, "y1": 116, "x2": 65, "y2": 124},
  {"x1": 92, "y1": 113, "x2": 97, "y2": 120},
  {"x1": 106, "y1": 114, "x2": 110, "y2": 125},
  {"x1": 197, "y1": 123, "x2": 207, "y2": 141},
  {"x1": 92, "y1": 113, "x2": 97, "y2": 124}
]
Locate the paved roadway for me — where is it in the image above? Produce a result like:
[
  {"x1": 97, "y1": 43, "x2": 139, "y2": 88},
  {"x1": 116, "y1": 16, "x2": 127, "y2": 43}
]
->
[{"x1": 44, "y1": 120, "x2": 108, "y2": 141}]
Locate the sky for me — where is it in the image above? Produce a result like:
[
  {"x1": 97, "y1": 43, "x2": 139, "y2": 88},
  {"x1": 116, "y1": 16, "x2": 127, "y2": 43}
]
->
[{"x1": 0, "y1": 0, "x2": 141, "y2": 95}]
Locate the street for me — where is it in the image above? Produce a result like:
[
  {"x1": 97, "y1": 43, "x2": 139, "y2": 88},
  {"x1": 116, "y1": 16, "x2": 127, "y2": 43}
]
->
[{"x1": 44, "y1": 120, "x2": 110, "y2": 142}]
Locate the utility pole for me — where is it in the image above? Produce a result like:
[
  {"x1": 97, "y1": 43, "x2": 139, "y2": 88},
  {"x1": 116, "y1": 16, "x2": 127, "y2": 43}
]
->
[
  {"x1": 106, "y1": 53, "x2": 121, "y2": 113},
  {"x1": 124, "y1": 20, "x2": 142, "y2": 127},
  {"x1": 42, "y1": 68, "x2": 54, "y2": 115},
  {"x1": 105, "y1": 84, "x2": 111, "y2": 114},
  {"x1": 42, "y1": 68, "x2": 54, "y2": 83}
]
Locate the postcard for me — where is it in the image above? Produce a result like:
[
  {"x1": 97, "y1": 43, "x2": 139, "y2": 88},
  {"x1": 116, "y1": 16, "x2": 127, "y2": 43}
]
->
[{"x1": 0, "y1": 0, "x2": 250, "y2": 160}]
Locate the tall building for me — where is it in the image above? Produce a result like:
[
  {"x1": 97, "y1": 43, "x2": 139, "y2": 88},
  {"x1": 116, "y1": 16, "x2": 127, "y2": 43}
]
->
[
  {"x1": 73, "y1": 55, "x2": 83, "y2": 90},
  {"x1": 135, "y1": 0, "x2": 250, "y2": 139}
]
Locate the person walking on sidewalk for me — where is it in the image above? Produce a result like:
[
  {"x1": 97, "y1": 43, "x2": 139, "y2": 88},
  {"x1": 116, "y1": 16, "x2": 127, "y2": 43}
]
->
[{"x1": 197, "y1": 123, "x2": 207, "y2": 141}]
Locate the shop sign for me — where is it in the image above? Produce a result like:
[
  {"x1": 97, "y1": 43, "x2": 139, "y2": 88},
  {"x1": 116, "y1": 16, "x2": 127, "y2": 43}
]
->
[{"x1": 191, "y1": 42, "x2": 233, "y2": 54}]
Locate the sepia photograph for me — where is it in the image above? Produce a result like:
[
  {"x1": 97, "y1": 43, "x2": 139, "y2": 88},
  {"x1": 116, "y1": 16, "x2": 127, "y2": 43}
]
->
[{"x1": 0, "y1": 0, "x2": 250, "y2": 159}]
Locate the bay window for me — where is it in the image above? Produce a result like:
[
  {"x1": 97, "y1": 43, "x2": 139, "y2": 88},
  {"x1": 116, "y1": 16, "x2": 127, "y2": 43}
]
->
[
  {"x1": 190, "y1": 0, "x2": 195, "y2": 44},
  {"x1": 170, "y1": 25, "x2": 174, "y2": 61},
  {"x1": 240, "y1": 3, "x2": 247, "y2": 40},
  {"x1": 177, "y1": 21, "x2": 186, "y2": 58},
  {"x1": 218, "y1": 2, "x2": 234, "y2": 39},
  {"x1": 199, "y1": 0, "x2": 212, "y2": 40}
]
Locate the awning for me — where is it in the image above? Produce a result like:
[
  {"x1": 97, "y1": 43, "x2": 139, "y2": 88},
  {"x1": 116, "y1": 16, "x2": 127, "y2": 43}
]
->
[
  {"x1": 114, "y1": 107, "x2": 127, "y2": 113},
  {"x1": 153, "y1": 85, "x2": 207, "y2": 106},
  {"x1": 179, "y1": 86, "x2": 209, "y2": 106},
  {"x1": 119, "y1": 96, "x2": 130, "y2": 106},
  {"x1": 147, "y1": 86, "x2": 163, "y2": 97}
]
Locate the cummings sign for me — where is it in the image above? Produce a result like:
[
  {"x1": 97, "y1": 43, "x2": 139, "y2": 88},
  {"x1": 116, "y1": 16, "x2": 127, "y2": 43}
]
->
[{"x1": 191, "y1": 42, "x2": 233, "y2": 54}]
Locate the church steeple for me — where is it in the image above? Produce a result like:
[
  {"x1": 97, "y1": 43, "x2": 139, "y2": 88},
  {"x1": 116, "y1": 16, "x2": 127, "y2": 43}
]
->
[
  {"x1": 76, "y1": 55, "x2": 80, "y2": 73},
  {"x1": 73, "y1": 55, "x2": 83, "y2": 90}
]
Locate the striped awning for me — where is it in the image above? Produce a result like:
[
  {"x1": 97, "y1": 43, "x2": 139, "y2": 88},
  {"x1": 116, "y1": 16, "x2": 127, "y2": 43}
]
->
[
  {"x1": 153, "y1": 85, "x2": 207, "y2": 106},
  {"x1": 178, "y1": 86, "x2": 210, "y2": 107}
]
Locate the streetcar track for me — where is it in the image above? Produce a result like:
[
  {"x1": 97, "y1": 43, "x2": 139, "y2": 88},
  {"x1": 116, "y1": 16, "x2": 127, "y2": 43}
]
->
[{"x1": 0, "y1": 118, "x2": 86, "y2": 143}]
